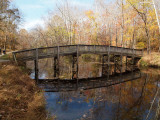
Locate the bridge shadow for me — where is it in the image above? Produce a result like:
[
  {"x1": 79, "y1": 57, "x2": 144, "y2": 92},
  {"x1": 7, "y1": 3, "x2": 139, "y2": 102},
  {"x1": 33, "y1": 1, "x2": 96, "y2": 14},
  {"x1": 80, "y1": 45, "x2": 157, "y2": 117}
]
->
[{"x1": 37, "y1": 68, "x2": 141, "y2": 92}]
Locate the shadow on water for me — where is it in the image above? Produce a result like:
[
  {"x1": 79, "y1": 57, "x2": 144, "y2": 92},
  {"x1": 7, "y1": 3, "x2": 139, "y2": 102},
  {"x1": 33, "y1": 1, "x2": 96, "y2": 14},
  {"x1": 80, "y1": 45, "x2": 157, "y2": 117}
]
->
[{"x1": 27, "y1": 55, "x2": 160, "y2": 120}]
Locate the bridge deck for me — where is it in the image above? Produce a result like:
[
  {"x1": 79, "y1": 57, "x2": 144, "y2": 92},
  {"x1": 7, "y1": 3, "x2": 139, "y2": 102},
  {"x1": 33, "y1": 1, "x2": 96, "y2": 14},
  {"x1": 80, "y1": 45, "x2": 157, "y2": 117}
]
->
[{"x1": 13, "y1": 45, "x2": 143, "y2": 61}]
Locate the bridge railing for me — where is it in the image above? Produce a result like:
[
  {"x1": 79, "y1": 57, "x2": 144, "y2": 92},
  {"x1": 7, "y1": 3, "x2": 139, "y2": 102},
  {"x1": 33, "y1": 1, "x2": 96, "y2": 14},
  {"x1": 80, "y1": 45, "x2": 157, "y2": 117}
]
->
[
  {"x1": 13, "y1": 45, "x2": 143, "y2": 61},
  {"x1": 13, "y1": 49, "x2": 36, "y2": 60},
  {"x1": 59, "y1": 45, "x2": 77, "y2": 54},
  {"x1": 79, "y1": 45, "x2": 109, "y2": 53},
  {"x1": 38, "y1": 47, "x2": 57, "y2": 58}
]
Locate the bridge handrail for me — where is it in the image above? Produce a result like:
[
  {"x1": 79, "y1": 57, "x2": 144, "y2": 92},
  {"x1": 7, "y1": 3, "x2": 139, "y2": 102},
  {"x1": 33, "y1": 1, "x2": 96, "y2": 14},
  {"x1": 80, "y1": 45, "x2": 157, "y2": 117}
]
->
[{"x1": 13, "y1": 45, "x2": 143, "y2": 54}]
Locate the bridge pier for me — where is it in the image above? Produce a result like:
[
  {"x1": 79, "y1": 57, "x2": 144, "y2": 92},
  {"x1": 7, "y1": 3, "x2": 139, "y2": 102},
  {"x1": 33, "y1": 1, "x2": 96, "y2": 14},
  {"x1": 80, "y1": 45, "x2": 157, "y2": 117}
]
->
[
  {"x1": 113, "y1": 55, "x2": 122, "y2": 74},
  {"x1": 101, "y1": 53, "x2": 112, "y2": 77},
  {"x1": 53, "y1": 46, "x2": 60, "y2": 78},
  {"x1": 126, "y1": 56, "x2": 128, "y2": 72},
  {"x1": 35, "y1": 48, "x2": 39, "y2": 82},
  {"x1": 72, "y1": 55, "x2": 79, "y2": 79},
  {"x1": 114, "y1": 55, "x2": 117, "y2": 74},
  {"x1": 34, "y1": 60, "x2": 38, "y2": 81},
  {"x1": 54, "y1": 57, "x2": 59, "y2": 78},
  {"x1": 72, "y1": 45, "x2": 79, "y2": 80},
  {"x1": 102, "y1": 54, "x2": 109, "y2": 77}
]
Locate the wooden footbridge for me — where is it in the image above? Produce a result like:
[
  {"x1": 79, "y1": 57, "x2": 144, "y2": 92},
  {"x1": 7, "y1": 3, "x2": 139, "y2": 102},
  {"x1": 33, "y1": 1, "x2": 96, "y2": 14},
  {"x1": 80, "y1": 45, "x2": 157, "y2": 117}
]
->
[{"x1": 12, "y1": 45, "x2": 143, "y2": 80}]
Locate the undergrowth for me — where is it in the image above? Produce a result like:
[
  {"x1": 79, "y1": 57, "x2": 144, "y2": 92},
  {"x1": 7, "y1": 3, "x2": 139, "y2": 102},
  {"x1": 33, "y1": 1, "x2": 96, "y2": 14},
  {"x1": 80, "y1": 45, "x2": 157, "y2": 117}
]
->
[{"x1": 139, "y1": 52, "x2": 160, "y2": 68}]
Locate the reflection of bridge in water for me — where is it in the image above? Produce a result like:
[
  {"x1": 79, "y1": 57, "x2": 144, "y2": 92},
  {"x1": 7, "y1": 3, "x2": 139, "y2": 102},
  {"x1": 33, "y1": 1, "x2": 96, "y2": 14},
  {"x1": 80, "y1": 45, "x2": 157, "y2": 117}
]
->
[{"x1": 38, "y1": 68, "x2": 141, "y2": 92}]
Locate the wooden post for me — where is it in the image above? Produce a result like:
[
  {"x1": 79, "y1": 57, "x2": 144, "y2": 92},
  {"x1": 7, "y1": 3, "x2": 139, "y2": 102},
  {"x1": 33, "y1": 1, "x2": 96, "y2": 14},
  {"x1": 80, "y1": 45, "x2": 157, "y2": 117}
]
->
[
  {"x1": 120, "y1": 55, "x2": 123, "y2": 73},
  {"x1": 54, "y1": 57, "x2": 57, "y2": 77},
  {"x1": 108, "y1": 45, "x2": 110, "y2": 76},
  {"x1": 72, "y1": 55, "x2": 77, "y2": 79},
  {"x1": 77, "y1": 45, "x2": 79, "y2": 79},
  {"x1": 72, "y1": 45, "x2": 79, "y2": 79},
  {"x1": 57, "y1": 46, "x2": 60, "y2": 60},
  {"x1": 35, "y1": 48, "x2": 38, "y2": 82},
  {"x1": 114, "y1": 55, "x2": 116, "y2": 74},
  {"x1": 107, "y1": 60, "x2": 110, "y2": 80},
  {"x1": 102, "y1": 54, "x2": 109, "y2": 77},
  {"x1": 57, "y1": 46, "x2": 60, "y2": 78},
  {"x1": 132, "y1": 48, "x2": 135, "y2": 65},
  {"x1": 126, "y1": 56, "x2": 127, "y2": 72},
  {"x1": 102, "y1": 55, "x2": 104, "y2": 76},
  {"x1": 12, "y1": 52, "x2": 18, "y2": 64},
  {"x1": 120, "y1": 55, "x2": 123, "y2": 66},
  {"x1": 57, "y1": 45, "x2": 60, "y2": 79},
  {"x1": 54, "y1": 46, "x2": 60, "y2": 78}
]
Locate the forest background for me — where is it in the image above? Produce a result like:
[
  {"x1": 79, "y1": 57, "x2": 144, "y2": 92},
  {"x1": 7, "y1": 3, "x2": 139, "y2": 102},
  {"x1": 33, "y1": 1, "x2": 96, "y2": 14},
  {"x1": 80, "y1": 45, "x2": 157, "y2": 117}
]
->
[{"x1": 0, "y1": 0, "x2": 160, "y2": 54}]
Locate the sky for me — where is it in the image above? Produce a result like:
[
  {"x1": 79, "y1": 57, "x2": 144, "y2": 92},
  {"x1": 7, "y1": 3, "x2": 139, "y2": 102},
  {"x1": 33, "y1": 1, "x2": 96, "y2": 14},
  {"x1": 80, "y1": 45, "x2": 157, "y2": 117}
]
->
[{"x1": 12, "y1": 0, "x2": 94, "y2": 31}]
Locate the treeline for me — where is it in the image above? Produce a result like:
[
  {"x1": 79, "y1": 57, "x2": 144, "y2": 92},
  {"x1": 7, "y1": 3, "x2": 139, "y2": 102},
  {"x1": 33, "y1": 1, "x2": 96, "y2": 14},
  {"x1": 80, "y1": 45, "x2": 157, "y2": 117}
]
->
[
  {"x1": 1, "y1": 0, "x2": 160, "y2": 54},
  {"x1": 0, "y1": 0, "x2": 21, "y2": 51}
]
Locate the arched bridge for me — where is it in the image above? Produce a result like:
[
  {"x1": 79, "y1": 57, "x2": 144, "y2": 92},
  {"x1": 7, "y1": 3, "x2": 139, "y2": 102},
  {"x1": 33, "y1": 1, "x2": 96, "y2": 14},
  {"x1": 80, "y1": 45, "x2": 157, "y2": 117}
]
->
[
  {"x1": 12, "y1": 45, "x2": 143, "y2": 81},
  {"x1": 12, "y1": 45, "x2": 143, "y2": 61}
]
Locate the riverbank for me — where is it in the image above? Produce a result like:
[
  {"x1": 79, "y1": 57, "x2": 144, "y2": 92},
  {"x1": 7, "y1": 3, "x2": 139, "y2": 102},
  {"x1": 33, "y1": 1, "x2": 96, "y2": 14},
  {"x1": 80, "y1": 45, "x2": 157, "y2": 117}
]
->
[
  {"x1": 139, "y1": 52, "x2": 160, "y2": 68},
  {"x1": 0, "y1": 62, "x2": 47, "y2": 120}
]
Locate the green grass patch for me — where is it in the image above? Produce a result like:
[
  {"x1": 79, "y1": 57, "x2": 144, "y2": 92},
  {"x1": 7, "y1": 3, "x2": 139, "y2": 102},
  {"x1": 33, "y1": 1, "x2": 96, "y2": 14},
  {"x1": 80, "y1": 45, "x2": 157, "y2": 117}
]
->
[
  {"x1": 0, "y1": 54, "x2": 9, "y2": 60},
  {"x1": 139, "y1": 59, "x2": 148, "y2": 67}
]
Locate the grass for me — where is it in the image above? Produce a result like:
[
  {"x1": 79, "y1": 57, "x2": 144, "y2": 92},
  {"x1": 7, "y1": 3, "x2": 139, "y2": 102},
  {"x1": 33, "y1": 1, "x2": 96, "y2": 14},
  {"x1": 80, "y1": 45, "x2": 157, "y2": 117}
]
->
[
  {"x1": 0, "y1": 63, "x2": 47, "y2": 120},
  {"x1": 0, "y1": 53, "x2": 13, "y2": 61},
  {"x1": 0, "y1": 54, "x2": 11, "y2": 61},
  {"x1": 139, "y1": 52, "x2": 160, "y2": 68}
]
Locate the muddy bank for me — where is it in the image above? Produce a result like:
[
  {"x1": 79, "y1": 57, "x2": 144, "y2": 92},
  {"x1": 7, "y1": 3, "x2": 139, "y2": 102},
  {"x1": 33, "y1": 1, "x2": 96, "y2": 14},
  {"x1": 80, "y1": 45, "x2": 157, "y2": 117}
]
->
[{"x1": 0, "y1": 63, "x2": 47, "y2": 120}]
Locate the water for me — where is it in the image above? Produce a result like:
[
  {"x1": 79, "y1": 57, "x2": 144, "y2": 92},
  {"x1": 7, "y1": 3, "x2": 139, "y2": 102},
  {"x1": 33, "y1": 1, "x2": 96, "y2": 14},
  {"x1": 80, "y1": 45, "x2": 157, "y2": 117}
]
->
[{"x1": 27, "y1": 55, "x2": 160, "y2": 120}]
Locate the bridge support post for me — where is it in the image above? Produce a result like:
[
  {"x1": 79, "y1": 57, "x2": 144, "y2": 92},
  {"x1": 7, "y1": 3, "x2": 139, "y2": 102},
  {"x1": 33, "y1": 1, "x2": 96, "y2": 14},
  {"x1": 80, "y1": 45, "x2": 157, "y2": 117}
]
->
[
  {"x1": 13, "y1": 53, "x2": 18, "y2": 65},
  {"x1": 113, "y1": 55, "x2": 122, "y2": 74},
  {"x1": 34, "y1": 60, "x2": 38, "y2": 81},
  {"x1": 35, "y1": 48, "x2": 39, "y2": 82},
  {"x1": 114, "y1": 55, "x2": 117, "y2": 74},
  {"x1": 131, "y1": 56, "x2": 135, "y2": 65},
  {"x1": 126, "y1": 56, "x2": 128, "y2": 72},
  {"x1": 72, "y1": 45, "x2": 79, "y2": 79},
  {"x1": 120, "y1": 55, "x2": 123, "y2": 73},
  {"x1": 102, "y1": 54, "x2": 110, "y2": 77},
  {"x1": 54, "y1": 57, "x2": 59, "y2": 78},
  {"x1": 72, "y1": 55, "x2": 78, "y2": 79},
  {"x1": 54, "y1": 46, "x2": 60, "y2": 78},
  {"x1": 102, "y1": 55, "x2": 108, "y2": 76}
]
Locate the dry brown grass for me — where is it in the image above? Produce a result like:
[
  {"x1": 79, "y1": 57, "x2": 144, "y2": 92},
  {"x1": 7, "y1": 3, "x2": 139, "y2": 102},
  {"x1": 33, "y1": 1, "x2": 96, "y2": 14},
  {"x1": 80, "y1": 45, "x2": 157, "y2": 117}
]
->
[
  {"x1": 139, "y1": 52, "x2": 160, "y2": 68},
  {"x1": 0, "y1": 63, "x2": 47, "y2": 120}
]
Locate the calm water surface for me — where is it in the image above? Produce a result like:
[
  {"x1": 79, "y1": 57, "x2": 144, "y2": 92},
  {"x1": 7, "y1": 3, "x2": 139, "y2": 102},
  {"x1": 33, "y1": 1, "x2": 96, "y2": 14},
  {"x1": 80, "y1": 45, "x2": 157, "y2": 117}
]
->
[{"x1": 27, "y1": 55, "x2": 160, "y2": 120}]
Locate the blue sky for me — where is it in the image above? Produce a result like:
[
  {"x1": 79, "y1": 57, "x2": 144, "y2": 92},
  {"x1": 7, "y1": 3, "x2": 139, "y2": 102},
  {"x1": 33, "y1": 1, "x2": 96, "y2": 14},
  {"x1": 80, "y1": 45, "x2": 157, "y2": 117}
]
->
[{"x1": 12, "y1": 0, "x2": 94, "y2": 30}]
